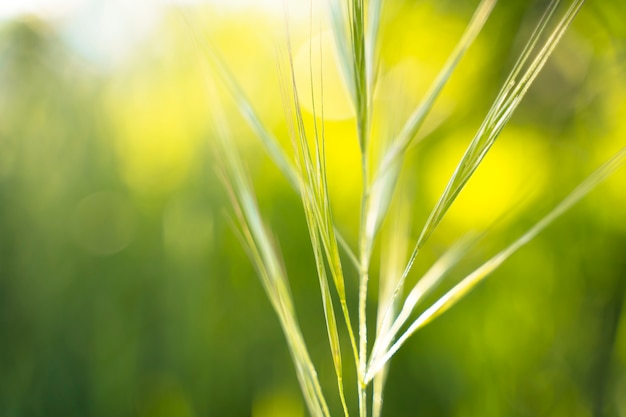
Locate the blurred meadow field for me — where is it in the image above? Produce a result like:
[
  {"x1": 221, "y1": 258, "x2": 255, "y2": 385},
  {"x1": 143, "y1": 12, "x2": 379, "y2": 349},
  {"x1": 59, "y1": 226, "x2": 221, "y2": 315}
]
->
[{"x1": 1, "y1": 0, "x2": 626, "y2": 416}]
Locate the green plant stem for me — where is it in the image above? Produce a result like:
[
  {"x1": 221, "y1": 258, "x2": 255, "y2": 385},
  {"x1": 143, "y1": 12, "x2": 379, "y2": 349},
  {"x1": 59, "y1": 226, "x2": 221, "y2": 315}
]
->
[
  {"x1": 358, "y1": 151, "x2": 371, "y2": 417},
  {"x1": 350, "y1": 0, "x2": 369, "y2": 154},
  {"x1": 352, "y1": 1, "x2": 374, "y2": 414}
]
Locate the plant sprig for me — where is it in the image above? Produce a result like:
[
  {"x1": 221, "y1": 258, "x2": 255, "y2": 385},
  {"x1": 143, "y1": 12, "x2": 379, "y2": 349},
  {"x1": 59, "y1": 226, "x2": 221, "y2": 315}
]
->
[{"x1": 202, "y1": 0, "x2": 626, "y2": 415}]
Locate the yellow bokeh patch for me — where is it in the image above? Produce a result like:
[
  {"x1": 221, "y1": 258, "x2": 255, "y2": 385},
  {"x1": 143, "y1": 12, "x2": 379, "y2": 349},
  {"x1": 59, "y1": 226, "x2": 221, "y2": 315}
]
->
[
  {"x1": 293, "y1": 30, "x2": 355, "y2": 121},
  {"x1": 323, "y1": 118, "x2": 362, "y2": 237},
  {"x1": 252, "y1": 387, "x2": 304, "y2": 417},
  {"x1": 424, "y1": 126, "x2": 550, "y2": 234},
  {"x1": 588, "y1": 87, "x2": 626, "y2": 231},
  {"x1": 379, "y1": 1, "x2": 488, "y2": 114},
  {"x1": 107, "y1": 60, "x2": 208, "y2": 195}
]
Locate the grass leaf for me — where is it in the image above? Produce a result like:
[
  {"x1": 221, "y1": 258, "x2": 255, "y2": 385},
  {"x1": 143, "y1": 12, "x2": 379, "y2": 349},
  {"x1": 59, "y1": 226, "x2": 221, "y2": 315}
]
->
[
  {"x1": 189, "y1": 19, "x2": 361, "y2": 267},
  {"x1": 375, "y1": 0, "x2": 497, "y2": 182},
  {"x1": 349, "y1": 0, "x2": 369, "y2": 153},
  {"x1": 415, "y1": 0, "x2": 584, "y2": 251},
  {"x1": 329, "y1": 0, "x2": 357, "y2": 104},
  {"x1": 367, "y1": 146, "x2": 626, "y2": 380},
  {"x1": 280, "y1": 27, "x2": 360, "y2": 413},
  {"x1": 372, "y1": 200, "x2": 410, "y2": 417},
  {"x1": 366, "y1": 0, "x2": 384, "y2": 100},
  {"x1": 362, "y1": 0, "x2": 497, "y2": 268},
  {"x1": 202, "y1": 39, "x2": 301, "y2": 190},
  {"x1": 366, "y1": 234, "x2": 476, "y2": 383},
  {"x1": 214, "y1": 109, "x2": 332, "y2": 417}
]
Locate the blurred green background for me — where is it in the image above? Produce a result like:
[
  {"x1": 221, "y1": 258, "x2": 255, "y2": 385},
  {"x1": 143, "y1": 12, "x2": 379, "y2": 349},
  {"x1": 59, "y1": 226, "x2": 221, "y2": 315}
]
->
[{"x1": 1, "y1": 0, "x2": 625, "y2": 416}]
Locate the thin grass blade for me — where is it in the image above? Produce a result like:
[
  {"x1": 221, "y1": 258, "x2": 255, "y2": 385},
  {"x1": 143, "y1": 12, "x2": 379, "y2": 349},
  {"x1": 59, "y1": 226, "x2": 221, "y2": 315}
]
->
[
  {"x1": 306, "y1": 207, "x2": 350, "y2": 416},
  {"x1": 280, "y1": 30, "x2": 361, "y2": 411},
  {"x1": 367, "y1": 146, "x2": 626, "y2": 380},
  {"x1": 286, "y1": 31, "x2": 350, "y2": 409},
  {"x1": 366, "y1": 0, "x2": 383, "y2": 100},
  {"x1": 366, "y1": 234, "x2": 476, "y2": 382},
  {"x1": 205, "y1": 43, "x2": 333, "y2": 412},
  {"x1": 328, "y1": 0, "x2": 356, "y2": 104},
  {"x1": 344, "y1": 0, "x2": 369, "y2": 154},
  {"x1": 361, "y1": 0, "x2": 497, "y2": 271},
  {"x1": 202, "y1": 41, "x2": 300, "y2": 190},
  {"x1": 215, "y1": 124, "x2": 332, "y2": 417},
  {"x1": 376, "y1": 0, "x2": 497, "y2": 181},
  {"x1": 189, "y1": 17, "x2": 360, "y2": 266},
  {"x1": 372, "y1": 200, "x2": 410, "y2": 417},
  {"x1": 415, "y1": 0, "x2": 584, "y2": 252}
]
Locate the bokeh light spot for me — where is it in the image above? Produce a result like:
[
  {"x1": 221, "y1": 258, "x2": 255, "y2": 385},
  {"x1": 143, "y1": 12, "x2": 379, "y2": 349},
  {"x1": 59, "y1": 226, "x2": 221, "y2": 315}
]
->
[
  {"x1": 137, "y1": 376, "x2": 194, "y2": 417},
  {"x1": 162, "y1": 195, "x2": 214, "y2": 263},
  {"x1": 424, "y1": 126, "x2": 550, "y2": 232},
  {"x1": 72, "y1": 191, "x2": 135, "y2": 256},
  {"x1": 252, "y1": 387, "x2": 304, "y2": 417}
]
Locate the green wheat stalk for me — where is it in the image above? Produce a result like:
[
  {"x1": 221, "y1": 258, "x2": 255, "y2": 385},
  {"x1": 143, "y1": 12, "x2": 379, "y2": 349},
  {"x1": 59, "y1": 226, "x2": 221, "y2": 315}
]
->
[{"x1": 204, "y1": 0, "x2": 625, "y2": 415}]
